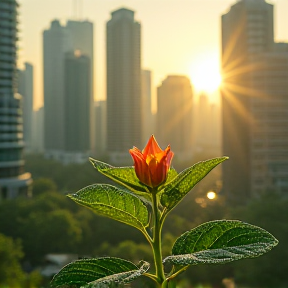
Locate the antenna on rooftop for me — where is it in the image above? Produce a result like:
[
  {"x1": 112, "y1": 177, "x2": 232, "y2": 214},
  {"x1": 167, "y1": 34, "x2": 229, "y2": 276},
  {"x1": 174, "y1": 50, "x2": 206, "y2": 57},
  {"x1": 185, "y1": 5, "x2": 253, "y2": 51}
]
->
[{"x1": 73, "y1": 0, "x2": 82, "y2": 19}]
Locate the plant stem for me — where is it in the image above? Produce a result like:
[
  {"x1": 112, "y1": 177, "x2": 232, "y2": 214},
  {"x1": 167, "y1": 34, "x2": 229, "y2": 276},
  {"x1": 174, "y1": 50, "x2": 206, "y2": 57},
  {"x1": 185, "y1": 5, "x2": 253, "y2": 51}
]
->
[{"x1": 151, "y1": 189, "x2": 166, "y2": 285}]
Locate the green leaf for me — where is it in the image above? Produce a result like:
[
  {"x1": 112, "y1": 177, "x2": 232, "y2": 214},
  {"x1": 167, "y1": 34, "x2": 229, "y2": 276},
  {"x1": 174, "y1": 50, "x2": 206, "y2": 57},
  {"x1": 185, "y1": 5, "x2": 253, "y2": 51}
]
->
[
  {"x1": 163, "y1": 220, "x2": 278, "y2": 266},
  {"x1": 51, "y1": 257, "x2": 150, "y2": 288},
  {"x1": 68, "y1": 184, "x2": 149, "y2": 231},
  {"x1": 160, "y1": 157, "x2": 228, "y2": 211},
  {"x1": 89, "y1": 158, "x2": 150, "y2": 197}
]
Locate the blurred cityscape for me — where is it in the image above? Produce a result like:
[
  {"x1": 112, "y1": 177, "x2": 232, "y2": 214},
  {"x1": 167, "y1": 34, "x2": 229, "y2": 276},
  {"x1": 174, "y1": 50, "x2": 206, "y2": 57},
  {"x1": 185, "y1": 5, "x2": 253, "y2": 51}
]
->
[{"x1": 0, "y1": 0, "x2": 288, "y2": 287}]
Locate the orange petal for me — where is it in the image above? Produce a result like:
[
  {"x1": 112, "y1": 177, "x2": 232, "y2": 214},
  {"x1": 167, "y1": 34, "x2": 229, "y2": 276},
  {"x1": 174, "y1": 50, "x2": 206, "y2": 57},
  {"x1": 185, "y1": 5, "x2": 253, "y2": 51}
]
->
[
  {"x1": 166, "y1": 149, "x2": 174, "y2": 168},
  {"x1": 129, "y1": 148, "x2": 152, "y2": 187},
  {"x1": 142, "y1": 135, "x2": 163, "y2": 159}
]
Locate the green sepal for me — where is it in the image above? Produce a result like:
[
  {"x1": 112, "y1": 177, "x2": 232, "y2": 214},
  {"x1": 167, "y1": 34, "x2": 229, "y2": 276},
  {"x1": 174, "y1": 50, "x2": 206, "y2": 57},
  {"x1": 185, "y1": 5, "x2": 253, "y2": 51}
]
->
[
  {"x1": 163, "y1": 220, "x2": 278, "y2": 266},
  {"x1": 160, "y1": 157, "x2": 228, "y2": 211},
  {"x1": 50, "y1": 257, "x2": 150, "y2": 288},
  {"x1": 68, "y1": 184, "x2": 149, "y2": 231}
]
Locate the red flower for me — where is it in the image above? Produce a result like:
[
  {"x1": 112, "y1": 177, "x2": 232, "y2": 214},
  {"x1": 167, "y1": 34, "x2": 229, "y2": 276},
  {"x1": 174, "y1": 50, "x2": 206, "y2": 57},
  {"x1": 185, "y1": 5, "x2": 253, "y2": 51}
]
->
[{"x1": 129, "y1": 135, "x2": 174, "y2": 188}]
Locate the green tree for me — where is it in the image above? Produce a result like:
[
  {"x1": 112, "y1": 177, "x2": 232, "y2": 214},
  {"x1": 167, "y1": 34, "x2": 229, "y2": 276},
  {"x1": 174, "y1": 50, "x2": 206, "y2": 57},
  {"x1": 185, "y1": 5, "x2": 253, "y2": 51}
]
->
[
  {"x1": 20, "y1": 209, "x2": 83, "y2": 264},
  {"x1": 32, "y1": 178, "x2": 57, "y2": 196},
  {"x1": 0, "y1": 233, "x2": 25, "y2": 288}
]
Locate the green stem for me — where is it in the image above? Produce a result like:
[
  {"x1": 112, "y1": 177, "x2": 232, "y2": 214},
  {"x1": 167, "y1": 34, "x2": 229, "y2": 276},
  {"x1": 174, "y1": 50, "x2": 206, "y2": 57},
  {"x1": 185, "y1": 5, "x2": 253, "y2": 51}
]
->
[{"x1": 151, "y1": 189, "x2": 166, "y2": 285}]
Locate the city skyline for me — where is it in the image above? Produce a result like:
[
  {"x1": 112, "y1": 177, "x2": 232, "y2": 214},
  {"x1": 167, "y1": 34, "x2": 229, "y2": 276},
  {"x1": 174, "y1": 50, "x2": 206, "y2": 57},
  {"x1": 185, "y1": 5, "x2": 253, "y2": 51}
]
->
[{"x1": 18, "y1": 0, "x2": 288, "y2": 110}]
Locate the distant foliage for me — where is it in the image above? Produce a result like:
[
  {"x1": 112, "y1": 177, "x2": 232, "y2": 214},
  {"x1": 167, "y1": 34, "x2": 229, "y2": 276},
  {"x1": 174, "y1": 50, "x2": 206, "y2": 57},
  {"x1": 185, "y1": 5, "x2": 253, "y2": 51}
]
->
[{"x1": 0, "y1": 233, "x2": 24, "y2": 287}]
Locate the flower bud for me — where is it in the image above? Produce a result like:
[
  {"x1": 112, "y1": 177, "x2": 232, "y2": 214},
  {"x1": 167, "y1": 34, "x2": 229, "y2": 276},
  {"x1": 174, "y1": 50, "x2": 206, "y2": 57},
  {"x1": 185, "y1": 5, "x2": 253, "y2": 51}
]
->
[{"x1": 129, "y1": 135, "x2": 174, "y2": 188}]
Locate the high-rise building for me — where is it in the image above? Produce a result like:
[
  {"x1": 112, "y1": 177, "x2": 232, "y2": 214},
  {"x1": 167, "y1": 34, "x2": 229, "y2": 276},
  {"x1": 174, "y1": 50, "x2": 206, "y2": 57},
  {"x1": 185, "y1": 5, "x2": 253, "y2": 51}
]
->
[
  {"x1": 66, "y1": 20, "x2": 94, "y2": 151},
  {"x1": 0, "y1": 0, "x2": 32, "y2": 200},
  {"x1": 63, "y1": 51, "x2": 91, "y2": 164},
  {"x1": 157, "y1": 75, "x2": 193, "y2": 160},
  {"x1": 106, "y1": 8, "x2": 142, "y2": 163},
  {"x1": 17, "y1": 62, "x2": 33, "y2": 152},
  {"x1": 141, "y1": 70, "x2": 154, "y2": 146},
  {"x1": 43, "y1": 19, "x2": 94, "y2": 163},
  {"x1": 221, "y1": 0, "x2": 288, "y2": 204},
  {"x1": 43, "y1": 20, "x2": 72, "y2": 154},
  {"x1": 66, "y1": 20, "x2": 94, "y2": 93}
]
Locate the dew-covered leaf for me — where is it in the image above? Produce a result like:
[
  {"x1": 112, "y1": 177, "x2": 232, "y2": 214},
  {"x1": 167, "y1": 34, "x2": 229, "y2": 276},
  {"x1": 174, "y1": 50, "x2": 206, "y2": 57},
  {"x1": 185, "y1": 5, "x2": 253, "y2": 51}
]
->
[
  {"x1": 160, "y1": 157, "x2": 228, "y2": 211},
  {"x1": 89, "y1": 158, "x2": 150, "y2": 198},
  {"x1": 163, "y1": 220, "x2": 278, "y2": 266},
  {"x1": 68, "y1": 184, "x2": 149, "y2": 231},
  {"x1": 51, "y1": 257, "x2": 150, "y2": 288}
]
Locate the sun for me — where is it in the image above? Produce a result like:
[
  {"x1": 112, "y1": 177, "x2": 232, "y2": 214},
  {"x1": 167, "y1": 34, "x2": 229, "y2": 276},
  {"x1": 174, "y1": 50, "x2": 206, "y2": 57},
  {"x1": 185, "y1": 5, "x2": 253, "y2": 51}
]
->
[{"x1": 189, "y1": 52, "x2": 222, "y2": 94}]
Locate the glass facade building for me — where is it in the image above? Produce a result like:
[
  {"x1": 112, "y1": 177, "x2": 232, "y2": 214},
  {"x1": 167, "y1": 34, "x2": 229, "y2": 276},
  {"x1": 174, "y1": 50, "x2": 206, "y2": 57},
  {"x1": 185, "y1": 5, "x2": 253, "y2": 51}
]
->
[{"x1": 0, "y1": 0, "x2": 32, "y2": 200}]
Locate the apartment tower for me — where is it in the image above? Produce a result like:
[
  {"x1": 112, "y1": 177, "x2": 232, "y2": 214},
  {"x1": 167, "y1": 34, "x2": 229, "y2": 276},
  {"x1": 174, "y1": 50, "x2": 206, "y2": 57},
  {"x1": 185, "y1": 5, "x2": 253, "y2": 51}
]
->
[{"x1": 0, "y1": 0, "x2": 32, "y2": 199}]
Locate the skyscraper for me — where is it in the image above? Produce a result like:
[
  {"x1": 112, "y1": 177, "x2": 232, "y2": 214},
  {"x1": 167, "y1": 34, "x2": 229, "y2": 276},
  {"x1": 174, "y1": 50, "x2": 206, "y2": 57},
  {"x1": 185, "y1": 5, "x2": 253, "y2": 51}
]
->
[
  {"x1": 66, "y1": 20, "x2": 94, "y2": 151},
  {"x1": 157, "y1": 75, "x2": 193, "y2": 160},
  {"x1": 43, "y1": 19, "x2": 94, "y2": 163},
  {"x1": 66, "y1": 20, "x2": 94, "y2": 94},
  {"x1": 17, "y1": 62, "x2": 34, "y2": 152},
  {"x1": 0, "y1": 0, "x2": 32, "y2": 199},
  {"x1": 106, "y1": 8, "x2": 142, "y2": 162},
  {"x1": 221, "y1": 0, "x2": 288, "y2": 204},
  {"x1": 141, "y1": 69, "x2": 154, "y2": 146},
  {"x1": 63, "y1": 51, "x2": 91, "y2": 164}
]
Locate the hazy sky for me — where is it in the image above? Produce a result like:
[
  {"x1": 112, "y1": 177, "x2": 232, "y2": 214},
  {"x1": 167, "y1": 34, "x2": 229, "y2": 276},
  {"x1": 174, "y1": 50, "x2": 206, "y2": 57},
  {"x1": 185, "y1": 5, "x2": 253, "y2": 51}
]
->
[{"x1": 18, "y1": 0, "x2": 288, "y2": 109}]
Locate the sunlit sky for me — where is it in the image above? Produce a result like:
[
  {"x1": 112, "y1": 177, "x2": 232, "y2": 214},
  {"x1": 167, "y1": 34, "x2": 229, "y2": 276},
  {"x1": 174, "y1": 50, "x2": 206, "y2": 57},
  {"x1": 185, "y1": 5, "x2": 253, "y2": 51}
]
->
[{"x1": 18, "y1": 0, "x2": 288, "y2": 109}]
